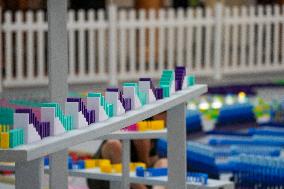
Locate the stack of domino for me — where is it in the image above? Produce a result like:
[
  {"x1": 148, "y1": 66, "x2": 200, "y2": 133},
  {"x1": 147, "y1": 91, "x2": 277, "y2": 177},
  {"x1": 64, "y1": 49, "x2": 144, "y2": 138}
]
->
[
  {"x1": 10, "y1": 102, "x2": 73, "y2": 137},
  {"x1": 0, "y1": 107, "x2": 14, "y2": 126},
  {"x1": 230, "y1": 154, "x2": 284, "y2": 185},
  {"x1": 2, "y1": 67, "x2": 196, "y2": 148},
  {"x1": 159, "y1": 70, "x2": 175, "y2": 98}
]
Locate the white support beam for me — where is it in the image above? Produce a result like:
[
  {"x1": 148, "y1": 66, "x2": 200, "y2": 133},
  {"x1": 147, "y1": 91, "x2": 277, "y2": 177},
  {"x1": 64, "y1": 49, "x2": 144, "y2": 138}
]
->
[
  {"x1": 47, "y1": 0, "x2": 68, "y2": 106},
  {"x1": 15, "y1": 158, "x2": 43, "y2": 189},
  {"x1": 167, "y1": 103, "x2": 187, "y2": 189},
  {"x1": 121, "y1": 140, "x2": 131, "y2": 189},
  {"x1": 47, "y1": 0, "x2": 69, "y2": 188}
]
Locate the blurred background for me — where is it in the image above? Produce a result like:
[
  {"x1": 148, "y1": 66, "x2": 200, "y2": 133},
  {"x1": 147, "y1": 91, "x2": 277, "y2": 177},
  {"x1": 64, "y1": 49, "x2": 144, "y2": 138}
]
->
[
  {"x1": 0, "y1": 0, "x2": 284, "y2": 189},
  {"x1": 0, "y1": 0, "x2": 283, "y2": 100}
]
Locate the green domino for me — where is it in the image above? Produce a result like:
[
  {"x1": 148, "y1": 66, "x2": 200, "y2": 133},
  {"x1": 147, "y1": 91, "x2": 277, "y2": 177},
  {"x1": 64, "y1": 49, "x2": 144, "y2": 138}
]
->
[
  {"x1": 187, "y1": 75, "x2": 196, "y2": 86},
  {"x1": 0, "y1": 107, "x2": 14, "y2": 125},
  {"x1": 69, "y1": 118, "x2": 72, "y2": 130},
  {"x1": 162, "y1": 70, "x2": 174, "y2": 75},
  {"x1": 66, "y1": 119, "x2": 69, "y2": 131},
  {"x1": 16, "y1": 130, "x2": 20, "y2": 146},
  {"x1": 9, "y1": 130, "x2": 15, "y2": 148},
  {"x1": 123, "y1": 82, "x2": 138, "y2": 87},
  {"x1": 138, "y1": 92, "x2": 147, "y2": 106},
  {"x1": 101, "y1": 96, "x2": 105, "y2": 106},
  {"x1": 19, "y1": 129, "x2": 24, "y2": 145},
  {"x1": 88, "y1": 92, "x2": 101, "y2": 98},
  {"x1": 20, "y1": 129, "x2": 23, "y2": 145},
  {"x1": 160, "y1": 81, "x2": 171, "y2": 86},
  {"x1": 67, "y1": 117, "x2": 70, "y2": 130},
  {"x1": 106, "y1": 104, "x2": 114, "y2": 117},
  {"x1": 70, "y1": 117, "x2": 74, "y2": 130},
  {"x1": 9, "y1": 131, "x2": 13, "y2": 148},
  {"x1": 123, "y1": 83, "x2": 139, "y2": 95},
  {"x1": 109, "y1": 104, "x2": 114, "y2": 117},
  {"x1": 161, "y1": 74, "x2": 173, "y2": 80},
  {"x1": 65, "y1": 118, "x2": 68, "y2": 131},
  {"x1": 161, "y1": 85, "x2": 170, "y2": 98},
  {"x1": 63, "y1": 118, "x2": 66, "y2": 130}
]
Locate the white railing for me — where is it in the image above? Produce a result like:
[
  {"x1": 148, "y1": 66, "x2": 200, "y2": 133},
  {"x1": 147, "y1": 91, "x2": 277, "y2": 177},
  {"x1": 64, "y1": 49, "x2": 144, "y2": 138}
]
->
[{"x1": 0, "y1": 3, "x2": 284, "y2": 89}]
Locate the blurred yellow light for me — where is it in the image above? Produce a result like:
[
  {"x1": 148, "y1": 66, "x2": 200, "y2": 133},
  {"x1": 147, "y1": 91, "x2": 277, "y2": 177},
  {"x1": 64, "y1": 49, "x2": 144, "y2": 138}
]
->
[
  {"x1": 225, "y1": 95, "x2": 234, "y2": 105},
  {"x1": 199, "y1": 99, "x2": 210, "y2": 111},
  {"x1": 211, "y1": 98, "x2": 223, "y2": 109},
  {"x1": 238, "y1": 92, "x2": 247, "y2": 103}
]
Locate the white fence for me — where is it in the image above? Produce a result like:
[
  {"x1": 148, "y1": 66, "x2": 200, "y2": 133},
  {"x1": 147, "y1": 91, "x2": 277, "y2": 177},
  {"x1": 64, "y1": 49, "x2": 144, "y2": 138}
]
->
[{"x1": 1, "y1": 3, "x2": 284, "y2": 89}]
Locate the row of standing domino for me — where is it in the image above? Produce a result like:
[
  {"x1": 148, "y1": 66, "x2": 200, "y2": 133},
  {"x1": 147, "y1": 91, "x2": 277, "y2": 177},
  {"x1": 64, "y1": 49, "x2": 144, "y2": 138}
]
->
[{"x1": 0, "y1": 67, "x2": 195, "y2": 149}]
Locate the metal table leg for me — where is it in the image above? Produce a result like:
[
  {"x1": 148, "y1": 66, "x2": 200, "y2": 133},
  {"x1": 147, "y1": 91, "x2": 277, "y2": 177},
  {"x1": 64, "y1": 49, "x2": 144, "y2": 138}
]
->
[
  {"x1": 121, "y1": 139, "x2": 130, "y2": 189},
  {"x1": 167, "y1": 103, "x2": 187, "y2": 189},
  {"x1": 15, "y1": 158, "x2": 44, "y2": 189},
  {"x1": 49, "y1": 149, "x2": 68, "y2": 189}
]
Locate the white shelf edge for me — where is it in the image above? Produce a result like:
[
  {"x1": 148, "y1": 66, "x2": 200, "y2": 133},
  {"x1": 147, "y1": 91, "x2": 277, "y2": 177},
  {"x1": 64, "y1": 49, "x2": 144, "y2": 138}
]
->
[{"x1": 100, "y1": 129, "x2": 167, "y2": 140}]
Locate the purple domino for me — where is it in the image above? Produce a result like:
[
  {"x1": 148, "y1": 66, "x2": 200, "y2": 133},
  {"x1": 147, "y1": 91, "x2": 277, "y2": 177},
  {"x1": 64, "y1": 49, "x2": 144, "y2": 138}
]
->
[
  {"x1": 16, "y1": 109, "x2": 33, "y2": 124},
  {"x1": 67, "y1": 98, "x2": 82, "y2": 111},
  {"x1": 89, "y1": 110, "x2": 95, "y2": 124},
  {"x1": 86, "y1": 110, "x2": 95, "y2": 125},
  {"x1": 175, "y1": 66, "x2": 186, "y2": 91},
  {"x1": 46, "y1": 123, "x2": 50, "y2": 136},
  {"x1": 107, "y1": 88, "x2": 119, "y2": 92},
  {"x1": 79, "y1": 100, "x2": 96, "y2": 125},
  {"x1": 68, "y1": 98, "x2": 97, "y2": 125},
  {"x1": 67, "y1": 98, "x2": 81, "y2": 103},
  {"x1": 119, "y1": 91, "x2": 123, "y2": 103},
  {"x1": 139, "y1": 78, "x2": 151, "y2": 81},
  {"x1": 123, "y1": 98, "x2": 132, "y2": 111},
  {"x1": 86, "y1": 111, "x2": 90, "y2": 125},
  {"x1": 155, "y1": 88, "x2": 164, "y2": 100},
  {"x1": 175, "y1": 80, "x2": 182, "y2": 91}
]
